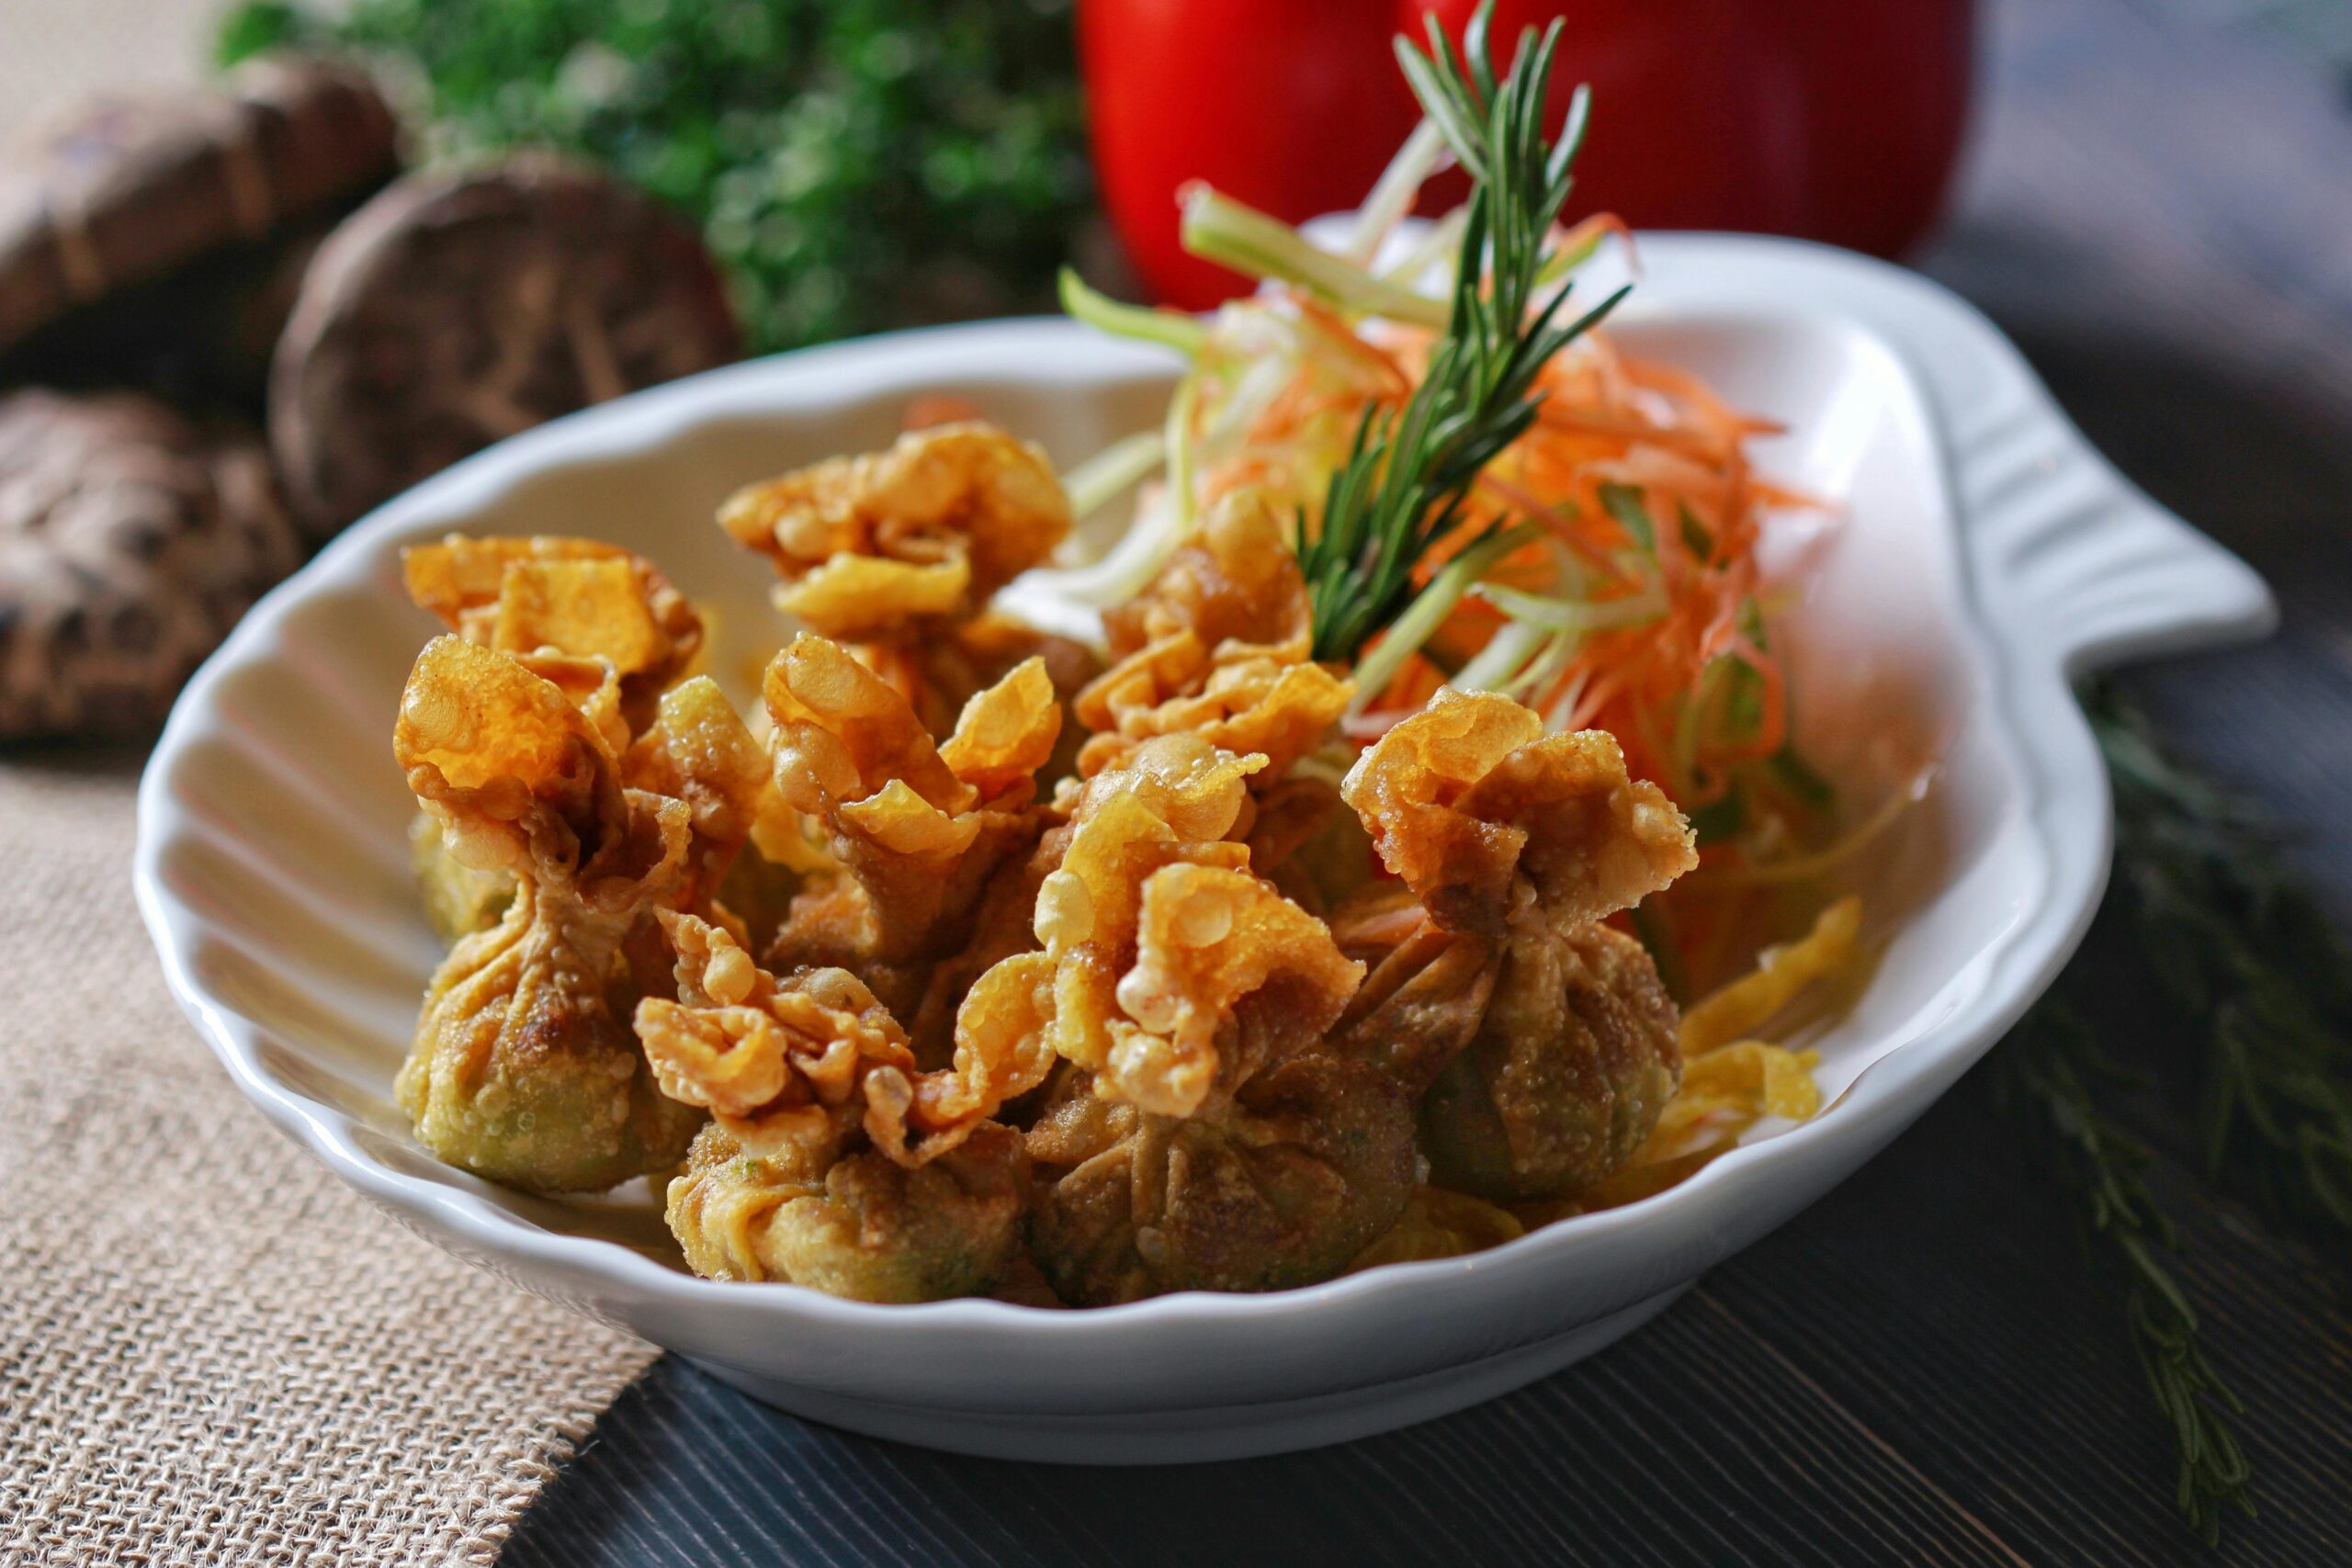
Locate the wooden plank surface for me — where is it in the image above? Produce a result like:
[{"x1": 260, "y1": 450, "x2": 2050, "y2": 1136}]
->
[{"x1": 508, "y1": 0, "x2": 2352, "y2": 1562}]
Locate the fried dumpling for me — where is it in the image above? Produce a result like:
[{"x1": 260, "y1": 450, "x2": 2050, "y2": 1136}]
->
[
  {"x1": 396, "y1": 636, "x2": 705, "y2": 1192},
  {"x1": 1336, "y1": 687, "x2": 1696, "y2": 1201},
  {"x1": 401, "y1": 533, "x2": 703, "y2": 731},
  {"x1": 1340, "y1": 687, "x2": 1695, "y2": 940},
  {"x1": 765, "y1": 633, "x2": 1058, "y2": 976},
  {"x1": 1024, "y1": 1052, "x2": 1416, "y2": 1305},
  {"x1": 719, "y1": 422, "x2": 1071, "y2": 642},
  {"x1": 638, "y1": 912, "x2": 1051, "y2": 1301},
  {"x1": 1030, "y1": 732, "x2": 1362, "y2": 1116},
  {"x1": 1418, "y1": 920, "x2": 1681, "y2": 1201},
  {"x1": 403, "y1": 533, "x2": 708, "y2": 942},
  {"x1": 1074, "y1": 494, "x2": 1351, "y2": 782}
]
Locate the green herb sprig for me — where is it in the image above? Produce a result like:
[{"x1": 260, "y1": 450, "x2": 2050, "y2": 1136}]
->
[
  {"x1": 2089, "y1": 683, "x2": 2352, "y2": 1232},
  {"x1": 1295, "y1": 2, "x2": 1628, "y2": 664},
  {"x1": 1996, "y1": 1003, "x2": 2256, "y2": 1544}
]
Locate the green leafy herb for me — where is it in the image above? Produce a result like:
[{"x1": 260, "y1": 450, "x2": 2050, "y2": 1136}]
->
[
  {"x1": 1996, "y1": 1003, "x2": 2255, "y2": 1544},
  {"x1": 2089, "y1": 682, "x2": 2352, "y2": 1234},
  {"x1": 1295, "y1": 1, "x2": 1629, "y2": 664},
  {"x1": 220, "y1": 0, "x2": 1091, "y2": 354}
]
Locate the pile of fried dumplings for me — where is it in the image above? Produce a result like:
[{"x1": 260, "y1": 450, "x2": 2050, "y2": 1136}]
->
[{"x1": 392, "y1": 420, "x2": 1703, "y2": 1306}]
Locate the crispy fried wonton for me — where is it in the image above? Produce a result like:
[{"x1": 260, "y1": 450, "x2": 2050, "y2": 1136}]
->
[
  {"x1": 1335, "y1": 687, "x2": 1698, "y2": 1201},
  {"x1": 765, "y1": 633, "x2": 1059, "y2": 976},
  {"x1": 402, "y1": 533, "x2": 703, "y2": 731},
  {"x1": 1075, "y1": 495, "x2": 1352, "y2": 780},
  {"x1": 403, "y1": 534, "x2": 712, "y2": 942},
  {"x1": 639, "y1": 912, "x2": 1049, "y2": 1300},
  {"x1": 396, "y1": 636, "x2": 705, "y2": 1192},
  {"x1": 719, "y1": 423, "x2": 1071, "y2": 642}
]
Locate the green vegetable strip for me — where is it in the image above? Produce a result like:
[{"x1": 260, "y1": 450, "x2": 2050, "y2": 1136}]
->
[
  {"x1": 1348, "y1": 523, "x2": 1539, "y2": 711},
  {"x1": 1063, "y1": 431, "x2": 1168, "y2": 521},
  {"x1": 1180, "y1": 185, "x2": 1453, "y2": 330},
  {"x1": 1057, "y1": 268, "x2": 1208, "y2": 355}
]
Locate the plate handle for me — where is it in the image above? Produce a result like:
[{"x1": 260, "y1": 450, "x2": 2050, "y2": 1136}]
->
[{"x1": 1948, "y1": 392, "x2": 2276, "y2": 678}]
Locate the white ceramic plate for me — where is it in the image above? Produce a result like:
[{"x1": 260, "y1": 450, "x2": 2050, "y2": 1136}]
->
[{"x1": 134, "y1": 235, "x2": 2272, "y2": 1464}]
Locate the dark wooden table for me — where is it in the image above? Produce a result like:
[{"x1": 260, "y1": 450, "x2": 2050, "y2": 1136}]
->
[{"x1": 509, "y1": 1, "x2": 2352, "y2": 1561}]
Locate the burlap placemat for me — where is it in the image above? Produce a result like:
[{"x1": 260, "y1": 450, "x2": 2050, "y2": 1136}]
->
[{"x1": 0, "y1": 754, "x2": 657, "y2": 1565}]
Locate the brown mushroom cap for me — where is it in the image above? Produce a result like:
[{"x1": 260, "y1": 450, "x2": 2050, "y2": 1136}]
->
[
  {"x1": 0, "y1": 389, "x2": 300, "y2": 741},
  {"x1": 0, "y1": 56, "x2": 399, "y2": 356},
  {"x1": 268, "y1": 154, "x2": 741, "y2": 541}
]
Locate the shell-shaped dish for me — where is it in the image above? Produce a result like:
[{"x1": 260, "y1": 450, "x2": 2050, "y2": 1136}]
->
[{"x1": 135, "y1": 236, "x2": 2272, "y2": 1462}]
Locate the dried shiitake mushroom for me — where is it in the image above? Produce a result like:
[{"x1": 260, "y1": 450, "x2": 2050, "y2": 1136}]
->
[
  {"x1": 270, "y1": 155, "x2": 741, "y2": 540},
  {"x1": 0, "y1": 389, "x2": 299, "y2": 740}
]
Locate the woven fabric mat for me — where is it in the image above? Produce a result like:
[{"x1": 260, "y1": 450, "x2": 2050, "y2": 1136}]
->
[{"x1": 0, "y1": 755, "x2": 659, "y2": 1566}]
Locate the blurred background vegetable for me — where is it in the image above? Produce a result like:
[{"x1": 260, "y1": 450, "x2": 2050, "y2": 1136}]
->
[
  {"x1": 220, "y1": 0, "x2": 1094, "y2": 353},
  {"x1": 1085, "y1": 0, "x2": 1976, "y2": 310}
]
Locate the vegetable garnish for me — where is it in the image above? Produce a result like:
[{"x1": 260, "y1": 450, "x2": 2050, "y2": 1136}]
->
[
  {"x1": 1052, "y1": 3, "x2": 1847, "y2": 962},
  {"x1": 1291, "y1": 10, "x2": 1627, "y2": 668}
]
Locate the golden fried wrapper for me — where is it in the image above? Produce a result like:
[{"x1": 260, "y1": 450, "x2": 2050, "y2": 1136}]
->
[
  {"x1": 1328, "y1": 893, "x2": 1502, "y2": 1094},
  {"x1": 402, "y1": 534, "x2": 702, "y2": 729},
  {"x1": 397, "y1": 636, "x2": 707, "y2": 1192},
  {"x1": 1024, "y1": 1053, "x2": 1417, "y2": 1304},
  {"x1": 1419, "y1": 920, "x2": 1682, "y2": 1202},
  {"x1": 637, "y1": 913, "x2": 1052, "y2": 1168},
  {"x1": 1075, "y1": 496, "x2": 1351, "y2": 781},
  {"x1": 666, "y1": 1121, "x2": 1029, "y2": 1303},
  {"x1": 1107, "y1": 863, "x2": 1364, "y2": 1116},
  {"x1": 1102, "y1": 491, "x2": 1311, "y2": 656},
  {"x1": 1023, "y1": 733, "x2": 1360, "y2": 1116},
  {"x1": 396, "y1": 636, "x2": 619, "y2": 874},
  {"x1": 937, "y1": 656, "x2": 1062, "y2": 803},
  {"x1": 625, "y1": 676, "x2": 770, "y2": 852},
  {"x1": 719, "y1": 422, "x2": 1070, "y2": 640},
  {"x1": 1340, "y1": 688, "x2": 1696, "y2": 938},
  {"x1": 767, "y1": 632, "x2": 972, "y2": 814},
  {"x1": 766, "y1": 634, "x2": 1055, "y2": 964}
]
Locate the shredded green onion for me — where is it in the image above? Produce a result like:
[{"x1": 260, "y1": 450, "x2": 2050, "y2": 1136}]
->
[
  {"x1": 1344, "y1": 118, "x2": 1449, "y2": 265},
  {"x1": 1472, "y1": 580, "x2": 1665, "y2": 632},
  {"x1": 1180, "y1": 184, "x2": 1452, "y2": 330},
  {"x1": 1063, "y1": 430, "x2": 1168, "y2": 521},
  {"x1": 1057, "y1": 267, "x2": 1207, "y2": 355},
  {"x1": 1348, "y1": 523, "x2": 1539, "y2": 711}
]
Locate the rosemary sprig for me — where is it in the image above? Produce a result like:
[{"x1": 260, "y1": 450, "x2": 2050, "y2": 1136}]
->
[
  {"x1": 1996, "y1": 1004, "x2": 2255, "y2": 1544},
  {"x1": 2088, "y1": 682, "x2": 2352, "y2": 1234},
  {"x1": 1295, "y1": 0, "x2": 1629, "y2": 664}
]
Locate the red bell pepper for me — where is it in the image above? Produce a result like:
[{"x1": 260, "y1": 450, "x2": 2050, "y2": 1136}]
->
[{"x1": 1081, "y1": 0, "x2": 1973, "y2": 310}]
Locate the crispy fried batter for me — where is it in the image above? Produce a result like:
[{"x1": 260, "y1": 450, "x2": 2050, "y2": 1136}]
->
[
  {"x1": 1075, "y1": 496, "x2": 1352, "y2": 780},
  {"x1": 1028, "y1": 733, "x2": 1362, "y2": 1115},
  {"x1": 639, "y1": 912, "x2": 1046, "y2": 1301},
  {"x1": 1024, "y1": 1052, "x2": 1416, "y2": 1304},
  {"x1": 719, "y1": 422, "x2": 1070, "y2": 640},
  {"x1": 667, "y1": 1122, "x2": 1028, "y2": 1302},
  {"x1": 1335, "y1": 687, "x2": 1695, "y2": 1201},
  {"x1": 623, "y1": 674, "x2": 773, "y2": 911},
  {"x1": 396, "y1": 636, "x2": 704, "y2": 1191},
  {"x1": 765, "y1": 633, "x2": 1057, "y2": 967},
  {"x1": 1340, "y1": 687, "x2": 1695, "y2": 938},
  {"x1": 636, "y1": 912, "x2": 1053, "y2": 1168},
  {"x1": 1419, "y1": 921, "x2": 1682, "y2": 1201},
  {"x1": 403, "y1": 534, "x2": 709, "y2": 940},
  {"x1": 401, "y1": 533, "x2": 702, "y2": 730}
]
